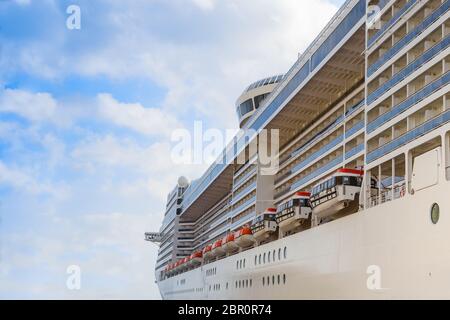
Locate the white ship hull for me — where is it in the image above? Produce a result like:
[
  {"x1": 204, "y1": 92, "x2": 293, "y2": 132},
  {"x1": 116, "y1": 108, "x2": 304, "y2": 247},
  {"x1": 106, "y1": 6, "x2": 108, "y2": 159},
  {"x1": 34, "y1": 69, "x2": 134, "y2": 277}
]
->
[{"x1": 158, "y1": 179, "x2": 450, "y2": 299}]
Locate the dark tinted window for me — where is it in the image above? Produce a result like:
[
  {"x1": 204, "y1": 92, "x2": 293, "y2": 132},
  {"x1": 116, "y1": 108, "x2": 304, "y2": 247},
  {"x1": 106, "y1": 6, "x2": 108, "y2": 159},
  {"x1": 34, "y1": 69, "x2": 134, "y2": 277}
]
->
[
  {"x1": 239, "y1": 99, "x2": 254, "y2": 116},
  {"x1": 254, "y1": 93, "x2": 268, "y2": 109}
]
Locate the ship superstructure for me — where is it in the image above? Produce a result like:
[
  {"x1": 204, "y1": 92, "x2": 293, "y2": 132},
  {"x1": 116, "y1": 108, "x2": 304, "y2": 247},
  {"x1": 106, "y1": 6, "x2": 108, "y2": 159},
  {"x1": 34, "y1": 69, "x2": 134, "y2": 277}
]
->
[{"x1": 147, "y1": 0, "x2": 450, "y2": 299}]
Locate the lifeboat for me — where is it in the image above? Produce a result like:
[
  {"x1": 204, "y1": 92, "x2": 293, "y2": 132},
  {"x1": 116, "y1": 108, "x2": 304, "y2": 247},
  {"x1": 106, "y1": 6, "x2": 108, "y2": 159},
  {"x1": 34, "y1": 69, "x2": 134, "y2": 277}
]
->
[
  {"x1": 167, "y1": 264, "x2": 174, "y2": 275},
  {"x1": 203, "y1": 244, "x2": 213, "y2": 260},
  {"x1": 211, "y1": 239, "x2": 226, "y2": 257},
  {"x1": 234, "y1": 225, "x2": 255, "y2": 248},
  {"x1": 310, "y1": 168, "x2": 363, "y2": 219},
  {"x1": 179, "y1": 257, "x2": 188, "y2": 271},
  {"x1": 251, "y1": 208, "x2": 278, "y2": 242},
  {"x1": 173, "y1": 260, "x2": 180, "y2": 273},
  {"x1": 190, "y1": 251, "x2": 203, "y2": 267},
  {"x1": 222, "y1": 233, "x2": 239, "y2": 253},
  {"x1": 183, "y1": 257, "x2": 190, "y2": 270},
  {"x1": 276, "y1": 191, "x2": 312, "y2": 232}
]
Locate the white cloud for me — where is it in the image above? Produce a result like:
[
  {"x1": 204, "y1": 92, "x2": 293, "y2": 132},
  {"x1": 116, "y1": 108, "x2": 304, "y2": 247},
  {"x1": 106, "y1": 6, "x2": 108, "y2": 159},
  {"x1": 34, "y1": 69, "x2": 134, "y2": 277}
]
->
[
  {"x1": 191, "y1": 0, "x2": 216, "y2": 11},
  {"x1": 70, "y1": 134, "x2": 206, "y2": 201},
  {"x1": 0, "y1": 0, "x2": 343, "y2": 299},
  {"x1": 0, "y1": 160, "x2": 66, "y2": 197},
  {"x1": 97, "y1": 93, "x2": 181, "y2": 137},
  {"x1": 0, "y1": 88, "x2": 57, "y2": 123}
]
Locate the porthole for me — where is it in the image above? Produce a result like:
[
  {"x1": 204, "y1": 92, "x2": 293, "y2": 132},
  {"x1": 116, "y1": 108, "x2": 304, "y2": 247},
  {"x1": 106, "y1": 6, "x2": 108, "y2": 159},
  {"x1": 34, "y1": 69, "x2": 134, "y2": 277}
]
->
[{"x1": 431, "y1": 203, "x2": 440, "y2": 224}]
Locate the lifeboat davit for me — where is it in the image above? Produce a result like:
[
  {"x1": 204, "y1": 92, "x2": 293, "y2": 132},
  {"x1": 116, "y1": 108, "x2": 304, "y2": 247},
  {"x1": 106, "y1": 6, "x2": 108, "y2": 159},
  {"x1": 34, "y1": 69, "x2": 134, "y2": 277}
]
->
[
  {"x1": 276, "y1": 191, "x2": 312, "y2": 232},
  {"x1": 211, "y1": 239, "x2": 226, "y2": 257},
  {"x1": 222, "y1": 233, "x2": 239, "y2": 253},
  {"x1": 310, "y1": 168, "x2": 363, "y2": 219},
  {"x1": 190, "y1": 251, "x2": 203, "y2": 267},
  {"x1": 251, "y1": 208, "x2": 278, "y2": 242},
  {"x1": 203, "y1": 244, "x2": 213, "y2": 260},
  {"x1": 234, "y1": 225, "x2": 255, "y2": 248}
]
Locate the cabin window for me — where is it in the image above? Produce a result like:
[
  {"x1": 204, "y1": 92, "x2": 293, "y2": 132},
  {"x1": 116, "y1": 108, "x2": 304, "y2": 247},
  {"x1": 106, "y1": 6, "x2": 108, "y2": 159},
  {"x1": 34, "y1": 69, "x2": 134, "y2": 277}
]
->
[
  {"x1": 254, "y1": 255, "x2": 257, "y2": 265},
  {"x1": 278, "y1": 275, "x2": 280, "y2": 285},
  {"x1": 278, "y1": 248, "x2": 281, "y2": 260},
  {"x1": 268, "y1": 252, "x2": 271, "y2": 263},
  {"x1": 262, "y1": 277, "x2": 265, "y2": 286},
  {"x1": 273, "y1": 250, "x2": 276, "y2": 261},
  {"x1": 246, "y1": 279, "x2": 249, "y2": 287},
  {"x1": 243, "y1": 259, "x2": 246, "y2": 268},
  {"x1": 283, "y1": 274, "x2": 286, "y2": 284},
  {"x1": 250, "y1": 279, "x2": 253, "y2": 287},
  {"x1": 267, "y1": 276, "x2": 270, "y2": 285},
  {"x1": 259, "y1": 254, "x2": 262, "y2": 265},
  {"x1": 236, "y1": 261, "x2": 239, "y2": 269},
  {"x1": 263, "y1": 253, "x2": 266, "y2": 264},
  {"x1": 272, "y1": 275, "x2": 275, "y2": 285},
  {"x1": 284, "y1": 247, "x2": 287, "y2": 259}
]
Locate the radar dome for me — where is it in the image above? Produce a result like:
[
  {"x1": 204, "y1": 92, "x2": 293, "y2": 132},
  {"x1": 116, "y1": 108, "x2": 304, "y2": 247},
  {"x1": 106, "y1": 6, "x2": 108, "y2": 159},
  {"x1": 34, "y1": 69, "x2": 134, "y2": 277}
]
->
[{"x1": 177, "y1": 176, "x2": 189, "y2": 188}]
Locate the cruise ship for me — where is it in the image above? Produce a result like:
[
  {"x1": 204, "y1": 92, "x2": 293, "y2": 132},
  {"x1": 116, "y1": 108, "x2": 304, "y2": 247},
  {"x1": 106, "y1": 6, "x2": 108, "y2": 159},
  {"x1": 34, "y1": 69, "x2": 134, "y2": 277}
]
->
[{"x1": 145, "y1": 0, "x2": 450, "y2": 299}]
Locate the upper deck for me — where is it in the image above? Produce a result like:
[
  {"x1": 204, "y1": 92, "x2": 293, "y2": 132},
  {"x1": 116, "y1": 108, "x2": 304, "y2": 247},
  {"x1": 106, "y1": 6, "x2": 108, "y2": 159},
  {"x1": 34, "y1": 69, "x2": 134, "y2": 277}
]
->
[{"x1": 180, "y1": 0, "x2": 366, "y2": 220}]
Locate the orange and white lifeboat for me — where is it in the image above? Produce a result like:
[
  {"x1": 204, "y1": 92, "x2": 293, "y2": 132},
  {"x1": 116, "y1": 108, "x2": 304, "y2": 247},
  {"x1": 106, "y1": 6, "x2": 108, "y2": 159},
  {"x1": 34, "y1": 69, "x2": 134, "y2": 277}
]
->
[
  {"x1": 211, "y1": 239, "x2": 226, "y2": 257},
  {"x1": 310, "y1": 168, "x2": 363, "y2": 219},
  {"x1": 276, "y1": 191, "x2": 311, "y2": 232},
  {"x1": 251, "y1": 208, "x2": 278, "y2": 242},
  {"x1": 173, "y1": 260, "x2": 181, "y2": 273},
  {"x1": 203, "y1": 244, "x2": 213, "y2": 260},
  {"x1": 234, "y1": 225, "x2": 255, "y2": 248},
  {"x1": 222, "y1": 233, "x2": 239, "y2": 253},
  {"x1": 168, "y1": 263, "x2": 174, "y2": 275},
  {"x1": 181, "y1": 257, "x2": 190, "y2": 271},
  {"x1": 190, "y1": 251, "x2": 203, "y2": 267}
]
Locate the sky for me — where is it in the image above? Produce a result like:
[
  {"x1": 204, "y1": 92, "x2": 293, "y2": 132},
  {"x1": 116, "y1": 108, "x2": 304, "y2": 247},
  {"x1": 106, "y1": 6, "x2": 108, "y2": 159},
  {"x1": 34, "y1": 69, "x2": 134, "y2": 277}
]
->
[{"x1": 0, "y1": 0, "x2": 345, "y2": 299}]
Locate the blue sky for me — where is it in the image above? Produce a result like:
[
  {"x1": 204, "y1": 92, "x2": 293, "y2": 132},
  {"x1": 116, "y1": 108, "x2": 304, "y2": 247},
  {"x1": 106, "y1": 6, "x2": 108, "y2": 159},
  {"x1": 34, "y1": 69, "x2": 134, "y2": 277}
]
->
[{"x1": 0, "y1": 0, "x2": 344, "y2": 299}]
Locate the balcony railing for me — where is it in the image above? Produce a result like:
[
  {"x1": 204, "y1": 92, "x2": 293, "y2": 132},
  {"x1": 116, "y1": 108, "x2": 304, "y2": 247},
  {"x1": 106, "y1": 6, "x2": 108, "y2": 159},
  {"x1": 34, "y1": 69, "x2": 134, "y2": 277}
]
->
[
  {"x1": 345, "y1": 99, "x2": 365, "y2": 117},
  {"x1": 280, "y1": 115, "x2": 344, "y2": 167},
  {"x1": 276, "y1": 134, "x2": 344, "y2": 185},
  {"x1": 368, "y1": 0, "x2": 450, "y2": 77},
  {"x1": 367, "y1": 33, "x2": 450, "y2": 106},
  {"x1": 274, "y1": 155, "x2": 344, "y2": 199},
  {"x1": 345, "y1": 143, "x2": 364, "y2": 159},
  {"x1": 367, "y1": 109, "x2": 450, "y2": 163},
  {"x1": 231, "y1": 181, "x2": 257, "y2": 206},
  {"x1": 345, "y1": 120, "x2": 365, "y2": 138},
  {"x1": 368, "y1": 0, "x2": 418, "y2": 48},
  {"x1": 367, "y1": 71, "x2": 450, "y2": 134}
]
